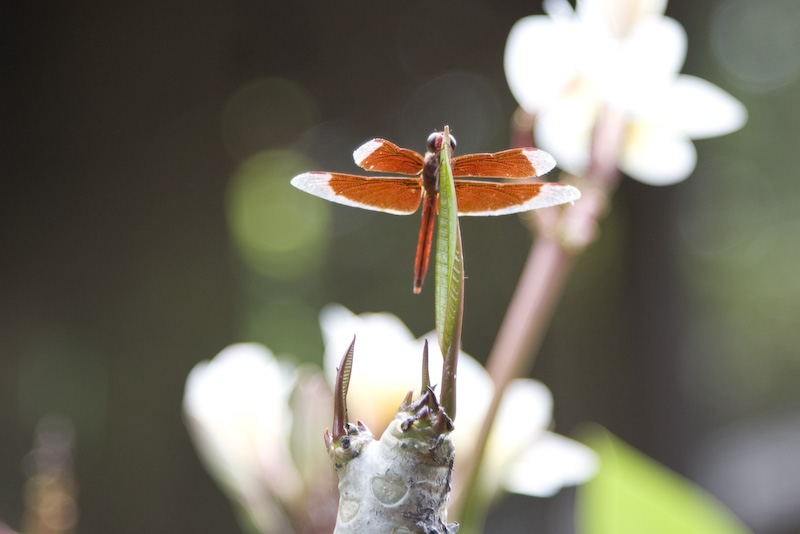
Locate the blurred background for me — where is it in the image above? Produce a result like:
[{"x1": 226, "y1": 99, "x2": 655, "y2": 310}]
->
[{"x1": 3, "y1": 0, "x2": 800, "y2": 532}]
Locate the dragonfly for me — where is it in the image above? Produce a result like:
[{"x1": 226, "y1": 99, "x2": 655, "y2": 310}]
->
[{"x1": 291, "y1": 130, "x2": 580, "y2": 293}]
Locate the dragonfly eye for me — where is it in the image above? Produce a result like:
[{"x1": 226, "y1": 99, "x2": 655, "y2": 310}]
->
[
  {"x1": 426, "y1": 132, "x2": 457, "y2": 154},
  {"x1": 426, "y1": 132, "x2": 442, "y2": 153}
]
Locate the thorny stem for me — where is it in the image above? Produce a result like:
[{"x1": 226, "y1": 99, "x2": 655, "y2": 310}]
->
[
  {"x1": 451, "y1": 107, "x2": 628, "y2": 520},
  {"x1": 327, "y1": 341, "x2": 457, "y2": 534}
]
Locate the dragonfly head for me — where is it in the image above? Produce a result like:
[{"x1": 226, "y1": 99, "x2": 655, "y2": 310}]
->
[{"x1": 426, "y1": 131, "x2": 457, "y2": 155}]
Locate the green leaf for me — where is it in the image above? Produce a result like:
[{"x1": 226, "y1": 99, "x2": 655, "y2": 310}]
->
[
  {"x1": 434, "y1": 126, "x2": 464, "y2": 420},
  {"x1": 578, "y1": 427, "x2": 752, "y2": 534}
]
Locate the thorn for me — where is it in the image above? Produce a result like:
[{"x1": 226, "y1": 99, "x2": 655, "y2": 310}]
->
[
  {"x1": 400, "y1": 390, "x2": 414, "y2": 410},
  {"x1": 332, "y1": 336, "x2": 356, "y2": 443},
  {"x1": 407, "y1": 388, "x2": 430, "y2": 413},
  {"x1": 421, "y1": 339, "x2": 431, "y2": 392},
  {"x1": 425, "y1": 385, "x2": 440, "y2": 411},
  {"x1": 417, "y1": 405, "x2": 430, "y2": 421},
  {"x1": 400, "y1": 417, "x2": 414, "y2": 432},
  {"x1": 434, "y1": 409, "x2": 454, "y2": 434}
]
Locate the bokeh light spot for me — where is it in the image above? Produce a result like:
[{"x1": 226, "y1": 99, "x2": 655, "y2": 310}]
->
[
  {"x1": 711, "y1": 0, "x2": 800, "y2": 92},
  {"x1": 221, "y1": 77, "x2": 318, "y2": 160},
  {"x1": 227, "y1": 150, "x2": 330, "y2": 280}
]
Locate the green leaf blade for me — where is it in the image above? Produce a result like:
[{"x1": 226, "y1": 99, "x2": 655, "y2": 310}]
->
[
  {"x1": 434, "y1": 128, "x2": 463, "y2": 354},
  {"x1": 434, "y1": 127, "x2": 464, "y2": 420},
  {"x1": 578, "y1": 427, "x2": 752, "y2": 534}
]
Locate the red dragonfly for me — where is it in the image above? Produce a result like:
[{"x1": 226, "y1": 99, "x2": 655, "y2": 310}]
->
[{"x1": 291, "y1": 130, "x2": 580, "y2": 293}]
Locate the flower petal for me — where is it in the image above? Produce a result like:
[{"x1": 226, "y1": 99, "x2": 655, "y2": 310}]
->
[
  {"x1": 501, "y1": 431, "x2": 599, "y2": 497},
  {"x1": 505, "y1": 15, "x2": 579, "y2": 112},
  {"x1": 320, "y1": 304, "x2": 421, "y2": 434},
  {"x1": 316, "y1": 305, "x2": 593, "y2": 506},
  {"x1": 577, "y1": 0, "x2": 668, "y2": 37},
  {"x1": 535, "y1": 87, "x2": 599, "y2": 175},
  {"x1": 320, "y1": 304, "x2": 417, "y2": 378},
  {"x1": 484, "y1": 379, "x2": 553, "y2": 474},
  {"x1": 320, "y1": 304, "x2": 497, "y2": 441},
  {"x1": 290, "y1": 368, "x2": 336, "y2": 486},
  {"x1": 620, "y1": 121, "x2": 697, "y2": 185},
  {"x1": 183, "y1": 343, "x2": 301, "y2": 502},
  {"x1": 465, "y1": 379, "x2": 556, "y2": 502},
  {"x1": 600, "y1": 16, "x2": 687, "y2": 113},
  {"x1": 663, "y1": 75, "x2": 748, "y2": 139},
  {"x1": 543, "y1": 0, "x2": 576, "y2": 20}
]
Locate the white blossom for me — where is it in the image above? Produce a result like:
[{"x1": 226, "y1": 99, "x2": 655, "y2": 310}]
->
[
  {"x1": 505, "y1": 0, "x2": 747, "y2": 185},
  {"x1": 183, "y1": 343, "x2": 302, "y2": 532},
  {"x1": 319, "y1": 304, "x2": 598, "y2": 499}
]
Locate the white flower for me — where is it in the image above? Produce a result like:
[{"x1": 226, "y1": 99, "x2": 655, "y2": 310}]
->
[
  {"x1": 183, "y1": 343, "x2": 302, "y2": 532},
  {"x1": 505, "y1": 0, "x2": 747, "y2": 185},
  {"x1": 319, "y1": 304, "x2": 598, "y2": 499},
  {"x1": 184, "y1": 305, "x2": 599, "y2": 528}
]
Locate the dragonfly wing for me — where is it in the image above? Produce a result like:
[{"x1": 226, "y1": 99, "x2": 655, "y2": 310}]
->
[
  {"x1": 353, "y1": 138, "x2": 425, "y2": 175},
  {"x1": 291, "y1": 172, "x2": 423, "y2": 214},
  {"x1": 451, "y1": 148, "x2": 556, "y2": 178},
  {"x1": 455, "y1": 181, "x2": 580, "y2": 216}
]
